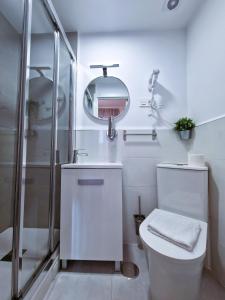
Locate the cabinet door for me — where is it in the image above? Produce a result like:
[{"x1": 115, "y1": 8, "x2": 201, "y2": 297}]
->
[{"x1": 60, "y1": 169, "x2": 123, "y2": 261}]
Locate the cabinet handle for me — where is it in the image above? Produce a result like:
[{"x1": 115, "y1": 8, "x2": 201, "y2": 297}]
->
[{"x1": 78, "y1": 179, "x2": 104, "y2": 186}]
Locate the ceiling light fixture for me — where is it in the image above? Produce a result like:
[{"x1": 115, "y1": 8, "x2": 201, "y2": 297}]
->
[{"x1": 167, "y1": 0, "x2": 180, "y2": 11}]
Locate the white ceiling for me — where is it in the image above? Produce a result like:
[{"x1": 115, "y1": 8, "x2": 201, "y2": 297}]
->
[
  {"x1": 52, "y1": 0, "x2": 204, "y2": 33},
  {"x1": 0, "y1": 0, "x2": 54, "y2": 34}
]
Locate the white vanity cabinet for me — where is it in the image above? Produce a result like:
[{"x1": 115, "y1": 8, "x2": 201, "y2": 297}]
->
[{"x1": 60, "y1": 163, "x2": 123, "y2": 263}]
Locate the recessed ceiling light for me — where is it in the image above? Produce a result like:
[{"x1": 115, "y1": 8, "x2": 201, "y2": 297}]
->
[{"x1": 167, "y1": 0, "x2": 180, "y2": 11}]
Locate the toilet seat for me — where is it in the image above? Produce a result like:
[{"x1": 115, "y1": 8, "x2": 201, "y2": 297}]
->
[{"x1": 140, "y1": 209, "x2": 208, "y2": 262}]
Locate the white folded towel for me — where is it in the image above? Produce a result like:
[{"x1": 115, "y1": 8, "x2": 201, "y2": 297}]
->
[{"x1": 148, "y1": 209, "x2": 201, "y2": 252}]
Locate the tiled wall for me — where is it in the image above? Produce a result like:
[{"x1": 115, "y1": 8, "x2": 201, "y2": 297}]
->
[
  {"x1": 0, "y1": 163, "x2": 14, "y2": 231},
  {"x1": 76, "y1": 129, "x2": 187, "y2": 244},
  {"x1": 76, "y1": 123, "x2": 225, "y2": 287},
  {"x1": 191, "y1": 118, "x2": 225, "y2": 286},
  {"x1": 0, "y1": 11, "x2": 21, "y2": 231},
  {"x1": 187, "y1": 0, "x2": 225, "y2": 285},
  {"x1": 0, "y1": 128, "x2": 68, "y2": 230}
]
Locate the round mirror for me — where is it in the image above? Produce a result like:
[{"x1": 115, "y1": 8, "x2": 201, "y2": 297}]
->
[{"x1": 84, "y1": 76, "x2": 129, "y2": 121}]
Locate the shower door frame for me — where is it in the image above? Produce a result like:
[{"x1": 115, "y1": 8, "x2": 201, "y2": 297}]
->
[{"x1": 12, "y1": 0, "x2": 76, "y2": 298}]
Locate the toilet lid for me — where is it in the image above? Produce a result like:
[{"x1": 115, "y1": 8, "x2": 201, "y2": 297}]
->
[{"x1": 140, "y1": 209, "x2": 208, "y2": 261}]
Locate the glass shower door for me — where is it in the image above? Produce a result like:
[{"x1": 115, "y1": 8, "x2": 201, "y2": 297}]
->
[
  {"x1": 52, "y1": 37, "x2": 74, "y2": 249},
  {"x1": 19, "y1": 0, "x2": 55, "y2": 290},
  {"x1": 0, "y1": 1, "x2": 24, "y2": 299},
  {"x1": 0, "y1": 0, "x2": 76, "y2": 297}
]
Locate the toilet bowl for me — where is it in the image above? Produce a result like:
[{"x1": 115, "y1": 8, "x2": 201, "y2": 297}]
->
[
  {"x1": 140, "y1": 209, "x2": 207, "y2": 300},
  {"x1": 139, "y1": 163, "x2": 208, "y2": 300}
]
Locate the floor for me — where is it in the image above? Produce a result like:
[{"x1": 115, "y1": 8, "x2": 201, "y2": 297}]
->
[
  {"x1": 0, "y1": 227, "x2": 57, "y2": 300},
  {"x1": 43, "y1": 244, "x2": 225, "y2": 300}
]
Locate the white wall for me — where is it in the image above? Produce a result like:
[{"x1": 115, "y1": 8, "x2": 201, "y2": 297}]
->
[
  {"x1": 76, "y1": 29, "x2": 188, "y2": 244},
  {"x1": 76, "y1": 12, "x2": 225, "y2": 286},
  {"x1": 76, "y1": 30, "x2": 187, "y2": 130},
  {"x1": 187, "y1": 0, "x2": 225, "y2": 286},
  {"x1": 187, "y1": 0, "x2": 225, "y2": 124}
]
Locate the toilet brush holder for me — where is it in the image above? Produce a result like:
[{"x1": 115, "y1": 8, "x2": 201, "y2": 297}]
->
[
  {"x1": 134, "y1": 214, "x2": 146, "y2": 236},
  {"x1": 133, "y1": 196, "x2": 145, "y2": 249}
]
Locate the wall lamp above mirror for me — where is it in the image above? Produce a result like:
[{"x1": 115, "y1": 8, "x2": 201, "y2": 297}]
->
[
  {"x1": 90, "y1": 64, "x2": 119, "y2": 77},
  {"x1": 83, "y1": 64, "x2": 130, "y2": 141}
]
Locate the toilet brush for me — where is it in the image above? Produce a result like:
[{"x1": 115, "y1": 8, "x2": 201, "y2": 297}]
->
[{"x1": 134, "y1": 196, "x2": 145, "y2": 249}]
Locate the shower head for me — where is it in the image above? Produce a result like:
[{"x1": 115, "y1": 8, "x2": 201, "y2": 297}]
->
[
  {"x1": 167, "y1": 0, "x2": 180, "y2": 11},
  {"x1": 30, "y1": 66, "x2": 51, "y2": 77}
]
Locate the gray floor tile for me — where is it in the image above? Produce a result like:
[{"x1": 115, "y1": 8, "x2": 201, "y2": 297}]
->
[
  {"x1": 200, "y1": 271, "x2": 225, "y2": 300},
  {"x1": 112, "y1": 274, "x2": 150, "y2": 300},
  {"x1": 44, "y1": 245, "x2": 225, "y2": 300},
  {"x1": 45, "y1": 273, "x2": 112, "y2": 300}
]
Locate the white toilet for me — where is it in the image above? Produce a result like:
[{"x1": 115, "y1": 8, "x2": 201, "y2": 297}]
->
[{"x1": 140, "y1": 163, "x2": 208, "y2": 300}]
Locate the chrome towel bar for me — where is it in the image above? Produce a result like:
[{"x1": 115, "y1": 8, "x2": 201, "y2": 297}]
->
[{"x1": 123, "y1": 129, "x2": 157, "y2": 141}]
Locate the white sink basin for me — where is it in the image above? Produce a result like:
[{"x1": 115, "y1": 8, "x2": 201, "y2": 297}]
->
[{"x1": 61, "y1": 162, "x2": 123, "y2": 169}]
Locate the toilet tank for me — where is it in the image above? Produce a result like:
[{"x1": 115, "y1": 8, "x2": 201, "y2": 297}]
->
[{"x1": 157, "y1": 163, "x2": 208, "y2": 222}]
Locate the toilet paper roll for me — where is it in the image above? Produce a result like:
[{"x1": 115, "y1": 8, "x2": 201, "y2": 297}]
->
[{"x1": 188, "y1": 153, "x2": 205, "y2": 167}]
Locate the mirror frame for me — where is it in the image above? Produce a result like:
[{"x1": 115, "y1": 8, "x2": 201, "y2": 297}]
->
[{"x1": 83, "y1": 76, "x2": 130, "y2": 122}]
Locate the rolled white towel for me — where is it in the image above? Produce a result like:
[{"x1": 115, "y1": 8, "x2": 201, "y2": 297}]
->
[{"x1": 148, "y1": 209, "x2": 201, "y2": 252}]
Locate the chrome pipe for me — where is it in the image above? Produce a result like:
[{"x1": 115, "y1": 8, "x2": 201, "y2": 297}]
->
[
  {"x1": 12, "y1": 0, "x2": 32, "y2": 298},
  {"x1": 107, "y1": 116, "x2": 117, "y2": 141}
]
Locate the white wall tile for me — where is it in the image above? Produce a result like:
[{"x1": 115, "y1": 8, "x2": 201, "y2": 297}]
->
[
  {"x1": 123, "y1": 186, "x2": 157, "y2": 244},
  {"x1": 123, "y1": 158, "x2": 159, "y2": 187},
  {"x1": 190, "y1": 118, "x2": 225, "y2": 286}
]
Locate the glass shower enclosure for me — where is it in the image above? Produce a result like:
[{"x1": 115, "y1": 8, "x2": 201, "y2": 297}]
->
[{"x1": 0, "y1": 0, "x2": 76, "y2": 299}]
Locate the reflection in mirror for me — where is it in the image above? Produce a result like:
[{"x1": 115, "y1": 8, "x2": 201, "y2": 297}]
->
[
  {"x1": 28, "y1": 74, "x2": 66, "y2": 125},
  {"x1": 84, "y1": 76, "x2": 129, "y2": 120}
]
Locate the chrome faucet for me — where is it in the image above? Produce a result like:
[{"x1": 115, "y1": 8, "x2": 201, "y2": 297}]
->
[
  {"x1": 73, "y1": 149, "x2": 88, "y2": 163},
  {"x1": 107, "y1": 116, "x2": 117, "y2": 141}
]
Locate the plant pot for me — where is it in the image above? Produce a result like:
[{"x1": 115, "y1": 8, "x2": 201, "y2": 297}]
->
[{"x1": 178, "y1": 129, "x2": 192, "y2": 140}]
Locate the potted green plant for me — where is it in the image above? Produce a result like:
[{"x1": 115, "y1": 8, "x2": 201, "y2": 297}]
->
[{"x1": 174, "y1": 117, "x2": 195, "y2": 140}]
